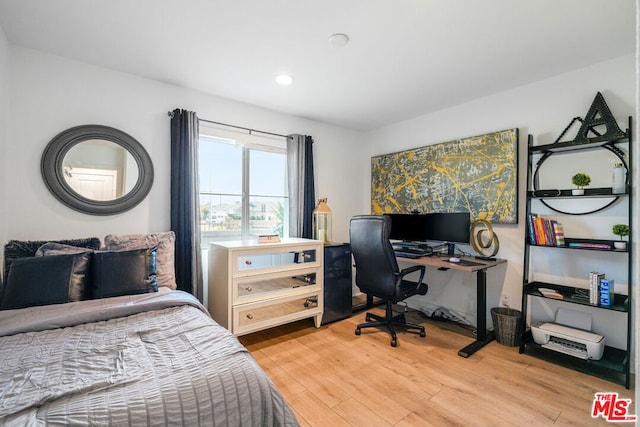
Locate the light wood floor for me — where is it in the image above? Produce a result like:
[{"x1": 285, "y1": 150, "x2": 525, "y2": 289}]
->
[{"x1": 239, "y1": 307, "x2": 635, "y2": 426}]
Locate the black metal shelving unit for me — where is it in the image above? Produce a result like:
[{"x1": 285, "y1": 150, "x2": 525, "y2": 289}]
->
[{"x1": 520, "y1": 116, "x2": 633, "y2": 389}]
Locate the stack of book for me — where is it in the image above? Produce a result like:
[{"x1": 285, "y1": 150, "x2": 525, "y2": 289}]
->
[
  {"x1": 526, "y1": 213, "x2": 565, "y2": 246},
  {"x1": 257, "y1": 234, "x2": 281, "y2": 243},
  {"x1": 589, "y1": 272, "x2": 614, "y2": 307},
  {"x1": 538, "y1": 287, "x2": 564, "y2": 299}
]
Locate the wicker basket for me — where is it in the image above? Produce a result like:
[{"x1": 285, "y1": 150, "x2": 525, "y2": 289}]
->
[{"x1": 491, "y1": 307, "x2": 522, "y2": 347}]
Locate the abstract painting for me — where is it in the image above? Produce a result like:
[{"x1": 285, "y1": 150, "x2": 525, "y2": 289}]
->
[{"x1": 371, "y1": 129, "x2": 518, "y2": 224}]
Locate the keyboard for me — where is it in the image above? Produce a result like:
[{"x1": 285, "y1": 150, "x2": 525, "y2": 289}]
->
[
  {"x1": 393, "y1": 246, "x2": 430, "y2": 255},
  {"x1": 394, "y1": 250, "x2": 423, "y2": 259},
  {"x1": 395, "y1": 247, "x2": 422, "y2": 254},
  {"x1": 455, "y1": 259, "x2": 486, "y2": 267}
]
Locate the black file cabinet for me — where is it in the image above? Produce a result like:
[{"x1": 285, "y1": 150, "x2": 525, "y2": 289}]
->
[{"x1": 322, "y1": 243, "x2": 352, "y2": 325}]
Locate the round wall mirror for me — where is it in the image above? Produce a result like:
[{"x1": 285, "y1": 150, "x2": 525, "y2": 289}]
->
[{"x1": 41, "y1": 125, "x2": 154, "y2": 215}]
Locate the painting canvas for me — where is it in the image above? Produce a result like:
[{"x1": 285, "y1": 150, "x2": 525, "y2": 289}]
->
[{"x1": 371, "y1": 129, "x2": 518, "y2": 224}]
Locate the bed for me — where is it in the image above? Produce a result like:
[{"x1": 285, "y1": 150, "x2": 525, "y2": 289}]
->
[{"x1": 0, "y1": 236, "x2": 299, "y2": 426}]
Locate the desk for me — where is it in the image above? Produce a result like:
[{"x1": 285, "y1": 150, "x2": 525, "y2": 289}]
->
[{"x1": 398, "y1": 255, "x2": 506, "y2": 358}]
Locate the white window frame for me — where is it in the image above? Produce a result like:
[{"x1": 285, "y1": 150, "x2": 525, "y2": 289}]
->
[{"x1": 199, "y1": 123, "x2": 288, "y2": 241}]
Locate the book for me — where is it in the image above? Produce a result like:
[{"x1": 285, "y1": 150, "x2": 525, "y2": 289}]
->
[
  {"x1": 567, "y1": 242, "x2": 611, "y2": 250},
  {"x1": 599, "y1": 278, "x2": 614, "y2": 307},
  {"x1": 538, "y1": 287, "x2": 564, "y2": 299},
  {"x1": 589, "y1": 272, "x2": 604, "y2": 304},
  {"x1": 534, "y1": 217, "x2": 547, "y2": 246},
  {"x1": 257, "y1": 234, "x2": 281, "y2": 243},
  {"x1": 542, "y1": 218, "x2": 554, "y2": 246},
  {"x1": 548, "y1": 219, "x2": 557, "y2": 246},
  {"x1": 527, "y1": 213, "x2": 537, "y2": 245},
  {"x1": 552, "y1": 221, "x2": 565, "y2": 246}
]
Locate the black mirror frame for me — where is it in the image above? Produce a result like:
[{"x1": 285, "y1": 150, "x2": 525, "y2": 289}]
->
[{"x1": 41, "y1": 124, "x2": 154, "y2": 215}]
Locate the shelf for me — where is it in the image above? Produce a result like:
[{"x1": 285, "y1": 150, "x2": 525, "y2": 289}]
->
[
  {"x1": 521, "y1": 333, "x2": 629, "y2": 385},
  {"x1": 529, "y1": 133, "x2": 629, "y2": 154},
  {"x1": 528, "y1": 187, "x2": 629, "y2": 198},
  {"x1": 527, "y1": 237, "x2": 629, "y2": 253},
  {"x1": 524, "y1": 282, "x2": 629, "y2": 312},
  {"x1": 523, "y1": 112, "x2": 632, "y2": 388}
]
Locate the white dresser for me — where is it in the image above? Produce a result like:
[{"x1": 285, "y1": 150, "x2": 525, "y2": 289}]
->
[{"x1": 208, "y1": 238, "x2": 324, "y2": 336}]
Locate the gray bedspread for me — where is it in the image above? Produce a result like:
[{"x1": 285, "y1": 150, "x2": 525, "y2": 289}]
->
[{"x1": 0, "y1": 289, "x2": 299, "y2": 426}]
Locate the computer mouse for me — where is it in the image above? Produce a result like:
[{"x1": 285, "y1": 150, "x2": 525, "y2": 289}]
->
[{"x1": 449, "y1": 257, "x2": 461, "y2": 263}]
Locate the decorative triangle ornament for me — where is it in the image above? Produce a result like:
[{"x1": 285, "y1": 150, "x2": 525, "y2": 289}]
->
[{"x1": 573, "y1": 92, "x2": 625, "y2": 143}]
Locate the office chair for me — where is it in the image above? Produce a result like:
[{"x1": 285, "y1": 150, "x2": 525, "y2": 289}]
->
[{"x1": 349, "y1": 215, "x2": 428, "y2": 347}]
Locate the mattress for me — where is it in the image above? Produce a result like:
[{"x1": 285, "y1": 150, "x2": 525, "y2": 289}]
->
[{"x1": 0, "y1": 289, "x2": 299, "y2": 426}]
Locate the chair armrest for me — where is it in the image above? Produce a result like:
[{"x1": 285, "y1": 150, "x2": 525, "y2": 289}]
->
[{"x1": 398, "y1": 264, "x2": 426, "y2": 284}]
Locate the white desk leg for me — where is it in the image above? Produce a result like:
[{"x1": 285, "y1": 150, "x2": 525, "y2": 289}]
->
[{"x1": 314, "y1": 313, "x2": 322, "y2": 328}]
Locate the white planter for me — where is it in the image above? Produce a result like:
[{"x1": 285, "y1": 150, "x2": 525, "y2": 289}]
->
[
  {"x1": 572, "y1": 189, "x2": 584, "y2": 196},
  {"x1": 614, "y1": 241, "x2": 627, "y2": 250}
]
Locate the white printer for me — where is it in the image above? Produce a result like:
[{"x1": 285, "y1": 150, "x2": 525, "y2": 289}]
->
[
  {"x1": 531, "y1": 321, "x2": 605, "y2": 360},
  {"x1": 530, "y1": 307, "x2": 605, "y2": 360}
]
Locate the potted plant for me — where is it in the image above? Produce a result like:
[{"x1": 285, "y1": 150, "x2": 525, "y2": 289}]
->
[
  {"x1": 612, "y1": 224, "x2": 629, "y2": 250},
  {"x1": 571, "y1": 173, "x2": 591, "y2": 195}
]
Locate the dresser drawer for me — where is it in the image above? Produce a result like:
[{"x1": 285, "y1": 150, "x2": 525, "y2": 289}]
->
[
  {"x1": 234, "y1": 270, "x2": 317, "y2": 303},
  {"x1": 233, "y1": 292, "x2": 321, "y2": 335},
  {"x1": 234, "y1": 246, "x2": 319, "y2": 276}
]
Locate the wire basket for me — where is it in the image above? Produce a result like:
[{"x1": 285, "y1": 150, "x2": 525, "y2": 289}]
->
[{"x1": 490, "y1": 307, "x2": 522, "y2": 347}]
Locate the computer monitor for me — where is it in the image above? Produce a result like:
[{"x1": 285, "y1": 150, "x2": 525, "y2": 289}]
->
[
  {"x1": 385, "y1": 214, "x2": 429, "y2": 242},
  {"x1": 384, "y1": 211, "x2": 471, "y2": 255},
  {"x1": 423, "y1": 212, "x2": 471, "y2": 255}
]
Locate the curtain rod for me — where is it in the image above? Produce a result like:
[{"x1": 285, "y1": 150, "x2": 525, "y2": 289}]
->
[{"x1": 167, "y1": 111, "x2": 290, "y2": 139}]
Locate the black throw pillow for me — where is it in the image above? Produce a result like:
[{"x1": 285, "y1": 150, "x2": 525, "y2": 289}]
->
[
  {"x1": 91, "y1": 247, "x2": 158, "y2": 299},
  {"x1": 0, "y1": 252, "x2": 92, "y2": 310}
]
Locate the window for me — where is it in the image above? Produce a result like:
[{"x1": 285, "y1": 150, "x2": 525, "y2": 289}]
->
[{"x1": 199, "y1": 128, "x2": 288, "y2": 249}]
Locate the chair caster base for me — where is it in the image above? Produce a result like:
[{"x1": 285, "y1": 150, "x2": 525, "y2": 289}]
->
[{"x1": 355, "y1": 301, "x2": 427, "y2": 347}]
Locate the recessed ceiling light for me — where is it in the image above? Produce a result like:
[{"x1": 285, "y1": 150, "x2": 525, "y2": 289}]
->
[
  {"x1": 328, "y1": 33, "x2": 349, "y2": 47},
  {"x1": 275, "y1": 74, "x2": 294, "y2": 85}
]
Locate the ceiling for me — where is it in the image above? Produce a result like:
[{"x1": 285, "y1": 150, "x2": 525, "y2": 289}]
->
[{"x1": 0, "y1": 0, "x2": 635, "y2": 131}]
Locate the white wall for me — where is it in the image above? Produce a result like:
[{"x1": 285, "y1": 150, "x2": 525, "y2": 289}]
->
[
  {"x1": 364, "y1": 54, "x2": 636, "y2": 346},
  {"x1": 5, "y1": 46, "x2": 365, "y2": 248},
  {"x1": 0, "y1": 25, "x2": 9, "y2": 277}
]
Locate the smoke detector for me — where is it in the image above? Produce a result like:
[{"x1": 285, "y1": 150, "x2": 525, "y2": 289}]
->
[{"x1": 328, "y1": 33, "x2": 349, "y2": 47}]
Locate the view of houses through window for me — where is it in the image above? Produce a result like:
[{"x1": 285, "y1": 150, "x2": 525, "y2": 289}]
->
[{"x1": 199, "y1": 132, "x2": 288, "y2": 251}]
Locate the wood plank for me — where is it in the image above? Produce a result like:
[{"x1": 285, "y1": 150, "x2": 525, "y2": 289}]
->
[
  {"x1": 428, "y1": 388, "x2": 514, "y2": 427},
  {"x1": 325, "y1": 372, "x2": 412, "y2": 425},
  {"x1": 395, "y1": 398, "x2": 468, "y2": 426},
  {"x1": 286, "y1": 391, "x2": 352, "y2": 427},
  {"x1": 331, "y1": 398, "x2": 392, "y2": 427}
]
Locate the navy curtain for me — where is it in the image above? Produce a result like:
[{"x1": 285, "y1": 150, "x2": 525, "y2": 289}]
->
[
  {"x1": 170, "y1": 109, "x2": 203, "y2": 299},
  {"x1": 287, "y1": 134, "x2": 315, "y2": 238}
]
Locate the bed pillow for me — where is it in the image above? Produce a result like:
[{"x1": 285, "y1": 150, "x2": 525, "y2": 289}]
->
[
  {"x1": 104, "y1": 232, "x2": 177, "y2": 290},
  {"x1": 35, "y1": 242, "x2": 96, "y2": 257},
  {"x1": 0, "y1": 252, "x2": 92, "y2": 310},
  {"x1": 3, "y1": 237, "x2": 101, "y2": 278},
  {"x1": 90, "y1": 247, "x2": 158, "y2": 299}
]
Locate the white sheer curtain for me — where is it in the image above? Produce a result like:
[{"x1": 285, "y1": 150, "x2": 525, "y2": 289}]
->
[{"x1": 287, "y1": 134, "x2": 315, "y2": 238}]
